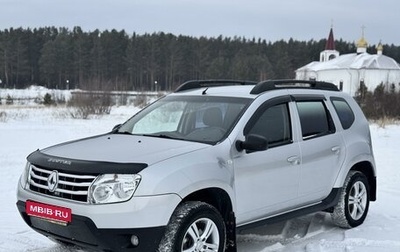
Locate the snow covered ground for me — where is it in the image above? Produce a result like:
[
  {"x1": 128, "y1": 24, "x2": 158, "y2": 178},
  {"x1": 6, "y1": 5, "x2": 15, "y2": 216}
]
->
[{"x1": 1, "y1": 103, "x2": 399, "y2": 252}]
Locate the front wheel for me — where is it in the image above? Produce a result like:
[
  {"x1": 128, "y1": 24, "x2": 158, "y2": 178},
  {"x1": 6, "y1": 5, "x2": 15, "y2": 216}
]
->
[
  {"x1": 157, "y1": 201, "x2": 226, "y2": 252},
  {"x1": 331, "y1": 171, "x2": 370, "y2": 228}
]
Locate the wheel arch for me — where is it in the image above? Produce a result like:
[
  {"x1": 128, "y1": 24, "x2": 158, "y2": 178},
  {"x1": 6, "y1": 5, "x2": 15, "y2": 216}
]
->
[
  {"x1": 350, "y1": 161, "x2": 377, "y2": 201},
  {"x1": 179, "y1": 187, "x2": 236, "y2": 250},
  {"x1": 182, "y1": 187, "x2": 234, "y2": 221}
]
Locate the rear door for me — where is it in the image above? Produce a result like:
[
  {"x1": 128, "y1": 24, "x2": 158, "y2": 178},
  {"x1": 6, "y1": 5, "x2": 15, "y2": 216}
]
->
[{"x1": 293, "y1": 95, "x2": 346, "y2": 204}]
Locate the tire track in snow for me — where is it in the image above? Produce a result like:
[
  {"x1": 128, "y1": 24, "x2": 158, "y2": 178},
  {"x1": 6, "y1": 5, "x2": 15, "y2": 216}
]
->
[{"x1": 237, "y1": 213, "x2": 337, "y2": 251}]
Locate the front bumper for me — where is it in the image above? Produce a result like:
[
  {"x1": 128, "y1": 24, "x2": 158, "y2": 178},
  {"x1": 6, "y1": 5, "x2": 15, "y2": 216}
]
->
[
  {"x1": 17, "y1": 200, "x2": 165, "y2": 251},
  {"x1": 16, "y1": 179, "x2": 182, "y2": 251}
]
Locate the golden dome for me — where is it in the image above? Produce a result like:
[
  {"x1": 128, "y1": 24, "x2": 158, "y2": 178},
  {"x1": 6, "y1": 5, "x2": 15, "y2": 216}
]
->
[
  {"x1": 356, "y1": 36, "x2": 368, "y2": 48},
  {"x1": 356, "y1": 26, "x2": 368, "y2": 48},
  {"x1": 376, "y1": 42, "x2": 383, "y2": 51}
]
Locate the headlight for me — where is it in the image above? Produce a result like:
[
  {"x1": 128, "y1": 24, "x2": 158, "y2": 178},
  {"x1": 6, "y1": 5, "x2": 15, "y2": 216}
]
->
[
  {"x1": 89, "y1": 174, "x2": 141, "y2": 204},
  {"x1": 19, "y1": 162, "x2": 31, "y2": 189}
]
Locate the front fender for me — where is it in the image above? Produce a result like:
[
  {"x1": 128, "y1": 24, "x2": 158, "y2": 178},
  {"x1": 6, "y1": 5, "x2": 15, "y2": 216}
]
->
[{"x1": 134, "y1": 140, "x2": 235, "y2": 207}]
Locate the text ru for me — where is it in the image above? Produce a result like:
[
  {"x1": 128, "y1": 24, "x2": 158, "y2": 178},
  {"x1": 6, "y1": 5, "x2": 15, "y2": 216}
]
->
[{"x1": 30, "y1": 205, "x2": 69, "y2": 218}]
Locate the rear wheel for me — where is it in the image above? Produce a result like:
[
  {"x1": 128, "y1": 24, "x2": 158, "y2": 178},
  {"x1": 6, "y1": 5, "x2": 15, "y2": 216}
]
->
[
  {"x1": 157, "y1": 201, "x2": 226, "y2": 252},
  {"x1": 331, "y1": 171, "x2": 370, "y2": 228}
]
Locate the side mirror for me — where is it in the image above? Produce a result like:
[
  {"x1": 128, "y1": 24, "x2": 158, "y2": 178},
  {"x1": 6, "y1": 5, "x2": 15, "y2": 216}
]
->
[{"x1": 236, "y1": 134, "x2": 268, "y2": 152}]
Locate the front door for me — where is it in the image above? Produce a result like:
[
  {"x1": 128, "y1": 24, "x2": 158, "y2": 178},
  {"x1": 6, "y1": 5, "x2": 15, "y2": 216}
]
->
[{"x1": 233, "y1": 99, "x2": 301, "y2": 225}]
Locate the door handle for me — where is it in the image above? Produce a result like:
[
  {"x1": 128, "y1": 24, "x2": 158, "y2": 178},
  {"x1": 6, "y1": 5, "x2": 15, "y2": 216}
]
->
[
  {"x1": 287, "y1": 156, "x2": 300, "y2": 165},
  {"x1": 331, "y1": 146, "x2": 341, "y2": 155}
]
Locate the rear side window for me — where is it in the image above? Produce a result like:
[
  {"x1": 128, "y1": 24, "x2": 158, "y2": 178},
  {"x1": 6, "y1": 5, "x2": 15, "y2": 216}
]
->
[
  {"x1": 296, "y1": 100, "x2": 335, "y2": 140},
  {"x1": 331, "y1": 98, "x2": 355, "y2": 129}
]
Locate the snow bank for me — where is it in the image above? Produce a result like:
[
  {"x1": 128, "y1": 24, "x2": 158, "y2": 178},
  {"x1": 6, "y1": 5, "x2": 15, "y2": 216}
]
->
[{"x1": 0, "y1": 105, "x2": 399, "y2": 252}]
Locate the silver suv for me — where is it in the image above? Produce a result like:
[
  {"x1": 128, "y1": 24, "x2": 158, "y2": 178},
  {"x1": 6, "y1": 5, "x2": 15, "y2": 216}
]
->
[{"x1": 16, "y1": 80, "x2": 376, "y2": 252}]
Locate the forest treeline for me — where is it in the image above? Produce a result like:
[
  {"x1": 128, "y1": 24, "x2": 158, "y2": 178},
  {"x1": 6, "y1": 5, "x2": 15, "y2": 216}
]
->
[{"x1": 1, "y1": 26, "x2": 400, "y2": 91}]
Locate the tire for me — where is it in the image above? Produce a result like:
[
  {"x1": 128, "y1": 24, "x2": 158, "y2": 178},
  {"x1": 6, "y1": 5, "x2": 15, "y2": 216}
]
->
[
  {"x1": 157, "y1": 201, "x2": 226, "y2": 252},
  {"x1": 331, "y1": 171, "x2": 370, "y2": 228}
]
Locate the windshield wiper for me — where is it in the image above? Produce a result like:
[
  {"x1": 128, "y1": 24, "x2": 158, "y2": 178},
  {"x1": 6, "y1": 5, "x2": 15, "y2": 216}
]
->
[
  {"x1": 142, "y1": 134, "x2": 173, "y2": 139},
  {"x1": 114, "y1": 131, "x2": 134, "y2": 135},
  {"x1": 113, "y1": 132, "x2": 186, "y2": 141},
  {"x1": 142, "y1": 134, "x2": 186, "y2": 141}
]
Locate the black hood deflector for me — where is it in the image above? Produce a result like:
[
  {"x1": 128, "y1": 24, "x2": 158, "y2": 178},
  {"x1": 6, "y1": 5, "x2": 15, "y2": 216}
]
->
[{"x1": 27, "y1": 150, "x2": 148, "y2": 175}]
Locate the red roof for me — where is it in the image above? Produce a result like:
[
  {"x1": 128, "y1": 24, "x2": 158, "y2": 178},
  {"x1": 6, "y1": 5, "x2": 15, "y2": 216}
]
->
[{"x1": 325, "y1": 28, "x2": 335, "y2": 50}]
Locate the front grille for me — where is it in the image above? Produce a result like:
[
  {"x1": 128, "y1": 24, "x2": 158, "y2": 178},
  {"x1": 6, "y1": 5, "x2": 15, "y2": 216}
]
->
[{"x1": 28, "y1": 165, "x2": 97, "y2": 203}]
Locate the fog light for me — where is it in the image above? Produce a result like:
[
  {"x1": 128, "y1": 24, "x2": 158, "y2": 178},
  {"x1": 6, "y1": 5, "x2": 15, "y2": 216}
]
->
[{"x1": 131, "y1": 235, "x2": 139, "y2": 247}]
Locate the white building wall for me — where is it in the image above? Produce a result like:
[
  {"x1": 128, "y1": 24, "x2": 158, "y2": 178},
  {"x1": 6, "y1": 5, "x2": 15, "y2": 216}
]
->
[{"x1": 296, "y1": 68, "x2": 400, "y2": 97}]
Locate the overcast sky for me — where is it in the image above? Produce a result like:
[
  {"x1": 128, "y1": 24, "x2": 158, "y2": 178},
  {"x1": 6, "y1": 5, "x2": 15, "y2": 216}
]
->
[{"x1": 1, "y1": 0, "x2": 399, "y2": 45}]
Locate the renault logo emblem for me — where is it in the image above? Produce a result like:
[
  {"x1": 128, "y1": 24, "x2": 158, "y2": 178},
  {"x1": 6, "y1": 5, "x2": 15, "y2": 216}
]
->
[{"x1": 47, "y1": 170, "x2": 59, "y2": 192}]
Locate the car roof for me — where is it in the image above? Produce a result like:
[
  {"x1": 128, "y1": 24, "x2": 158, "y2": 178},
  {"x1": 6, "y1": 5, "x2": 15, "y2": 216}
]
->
[
  {"x1": 172, "y1": 85, "x2": 257, "y2": 99},
  {"x1": 172, "y1": 79, "x2": 340, "y2": 99}
]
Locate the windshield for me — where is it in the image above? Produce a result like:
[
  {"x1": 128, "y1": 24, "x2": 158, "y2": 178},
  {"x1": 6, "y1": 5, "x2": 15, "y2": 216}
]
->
[{"x1": 117, "y1": 95, "x2": 251, "y2": 144}]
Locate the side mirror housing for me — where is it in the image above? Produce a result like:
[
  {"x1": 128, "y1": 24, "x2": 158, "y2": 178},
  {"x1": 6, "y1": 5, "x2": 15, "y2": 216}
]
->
[{"x1": 236, "y1": 134, "x2": 268, "y2": 152}]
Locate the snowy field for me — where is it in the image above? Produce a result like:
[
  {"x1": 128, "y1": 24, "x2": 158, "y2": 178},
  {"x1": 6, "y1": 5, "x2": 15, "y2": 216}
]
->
[{"x1": 1, "y1": 102, "x2": 400, "y2": 251}]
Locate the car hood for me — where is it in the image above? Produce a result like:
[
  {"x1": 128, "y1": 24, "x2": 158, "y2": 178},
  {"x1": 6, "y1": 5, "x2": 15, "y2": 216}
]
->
[{"x1": 40, "y1": 134, "x2": 208, "y2": 166}]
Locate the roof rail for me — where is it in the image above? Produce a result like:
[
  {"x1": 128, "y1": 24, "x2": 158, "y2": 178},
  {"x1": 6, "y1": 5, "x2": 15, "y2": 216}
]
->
[
  {"x1": 250, "y1": 79, "x2": 339, "y2": 94},
  {"x1": 175, "y1": 79, "x2": 257, "y2": 92}
]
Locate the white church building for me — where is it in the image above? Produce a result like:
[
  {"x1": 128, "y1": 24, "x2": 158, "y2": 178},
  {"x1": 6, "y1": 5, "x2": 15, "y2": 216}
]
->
[{"x1": 295, "y1": 28, "x2": 400, "y2": 97}]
